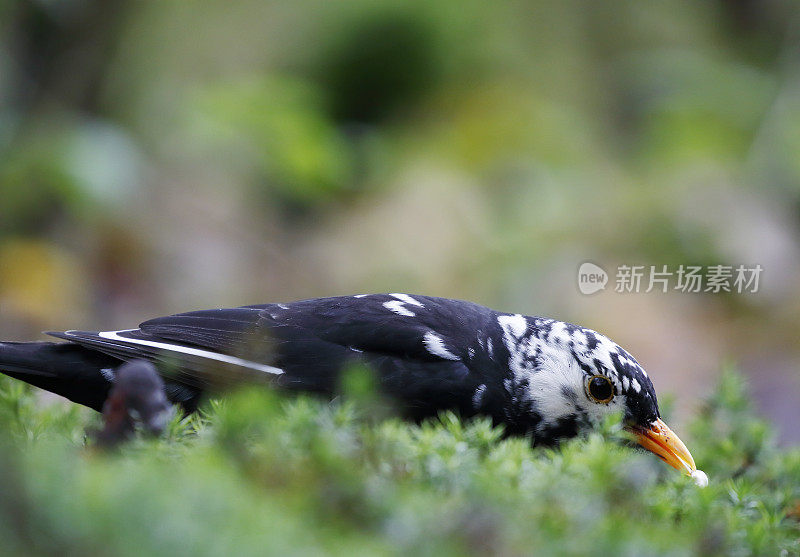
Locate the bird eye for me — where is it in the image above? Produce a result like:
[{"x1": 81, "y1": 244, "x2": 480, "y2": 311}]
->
[{"x1": 586, "y1": 375, "x2": 614, "y2": 403}]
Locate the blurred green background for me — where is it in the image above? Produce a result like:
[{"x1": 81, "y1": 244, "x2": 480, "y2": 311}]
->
[{"x1": 0, "y1": 0, "x2": 799, "y2": 443}]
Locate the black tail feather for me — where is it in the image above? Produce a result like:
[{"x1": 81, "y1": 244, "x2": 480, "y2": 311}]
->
[{"x1": 0, "y1": 342, "x2": 119, "y2": 412}]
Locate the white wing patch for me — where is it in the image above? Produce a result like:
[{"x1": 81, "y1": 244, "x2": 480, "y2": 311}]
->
[
  {"x1": 390, "y1": 293, "x2": 424, "y2": 307},
  {"x1": 93, "y1": 330, "x2": 284, "y2": 375},
  {"x1": 383, "y1": 293, "x2": 424, "y2": 317},
  {"x1": 383, "y1": 301, "x2": 416, "y2": 317},
  {"x1": 473, "y1": 383, "x2": 487, "y2": 408},
  {"x1": 422, "y1": 331, "x2": 460, "y2": 361}
]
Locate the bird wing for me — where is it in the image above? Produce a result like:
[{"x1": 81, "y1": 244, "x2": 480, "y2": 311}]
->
[{"x1": 47, "y1": 294, "x2": 495, "y2": 398}]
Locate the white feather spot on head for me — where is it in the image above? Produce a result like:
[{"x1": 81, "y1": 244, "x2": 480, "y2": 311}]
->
[
  {"x1": 548, "y1": 322, "x2": 572, "y2": 345},
  {"x1": 498, "y1": 318, "x2": 631, "y2": 431},
  {"x1": 525, "y1": 345, "x2": 588, "y2": 425},
  {"x1": 100, "y1": 368, "x2": 115, "y2": 382},
  {"x1": 571, "y1": 328, "x2": 587, "y2": 348},
  {"x1": 423, "y1": 331, "x2": 460, "y2": 361},
  {"x1": 497, "y1": 314, "x2": 528, "y2": 339},
  {"x1": 631, "y1": 378, "x2": 641, "y2": 393}
]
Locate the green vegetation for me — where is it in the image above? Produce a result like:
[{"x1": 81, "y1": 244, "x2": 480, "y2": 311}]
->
[
  {"x1": 1, "y1": 2, "x2": 799, "y2": 554},
  {"x1": 1, "y1": 370, "x2": 797, "y2": 556}
]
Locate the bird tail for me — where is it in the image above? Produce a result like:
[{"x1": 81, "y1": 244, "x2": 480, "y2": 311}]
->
[{"x1": 0, "y1": 341, "x2": 119, "y2": 411}]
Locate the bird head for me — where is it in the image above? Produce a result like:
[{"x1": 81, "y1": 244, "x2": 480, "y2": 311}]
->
[{"x1": 498, "y1": 315, "x2": 698, "y2": 476}]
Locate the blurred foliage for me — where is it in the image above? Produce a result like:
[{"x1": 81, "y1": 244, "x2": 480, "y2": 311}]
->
[
  {"x1": 1, "y1": 3, "x2": 800, "y2": 549},
  {"x1": 192, "y1": 76, "x2": 358, "y2": 211},
  {"x1": 0, "y1": 368, "x2": 798, "y2": 556},
  {"x1": 2, "y1": 0, "x2": 799, "y2": 298}
]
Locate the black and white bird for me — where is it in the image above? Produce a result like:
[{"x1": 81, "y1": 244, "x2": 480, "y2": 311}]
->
[{"x1": 0, "y1": 293, "x2": 704, "y2": 481}]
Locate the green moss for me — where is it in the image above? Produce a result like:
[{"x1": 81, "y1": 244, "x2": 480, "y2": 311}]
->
[{"x1": 0, "y1": 371, "x2": 798, "y2": 556}]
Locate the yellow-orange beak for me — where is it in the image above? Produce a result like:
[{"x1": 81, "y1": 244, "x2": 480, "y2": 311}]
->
[{"x1": 630, "y1": 417, "x2": 696, "y2": 474}]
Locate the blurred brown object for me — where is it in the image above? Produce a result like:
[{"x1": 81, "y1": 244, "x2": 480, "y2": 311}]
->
[{"x1": 94, "y1": 360, "x2": 172, "y2": 447}]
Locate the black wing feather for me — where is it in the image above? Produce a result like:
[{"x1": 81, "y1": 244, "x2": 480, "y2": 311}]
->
[
  {"x1": 47, "y1": 295, "x2": 498, "y2": 408},
  {"x1": 137, "y1": 295, "x2": 491, "y2": 365},
  {"x1": 139, "y1": 308, "x2": 265, "y2": 353}
]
